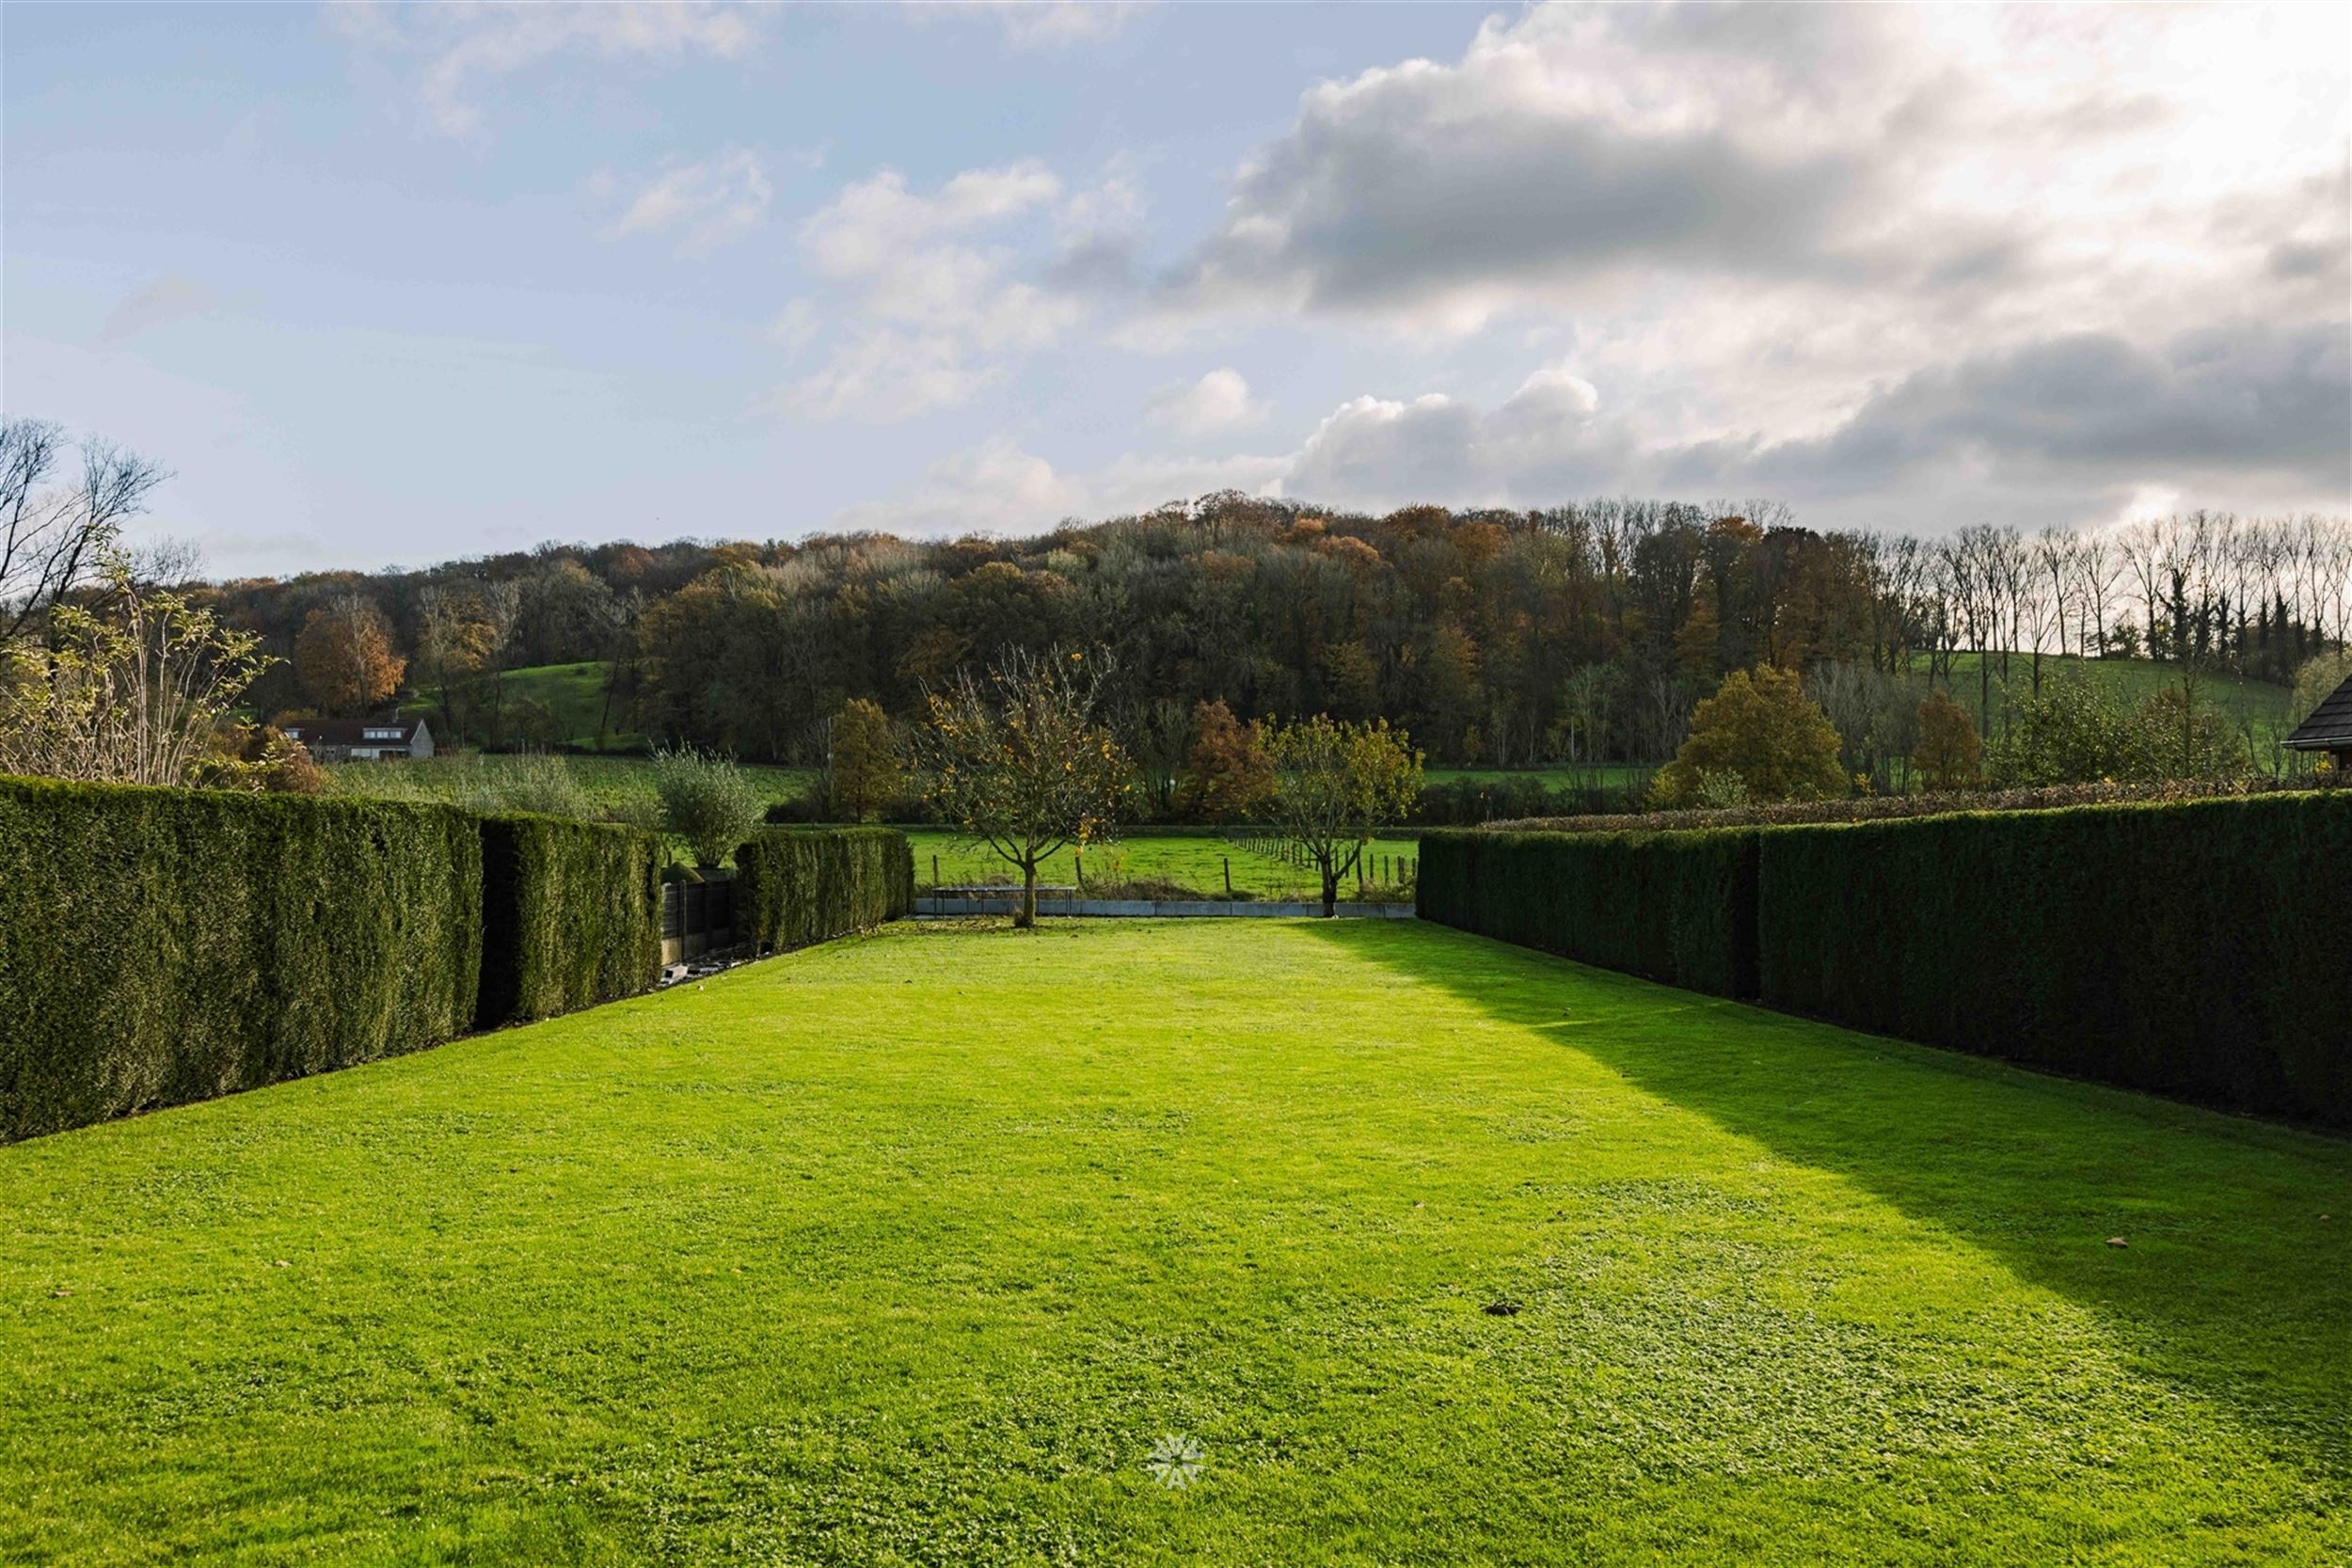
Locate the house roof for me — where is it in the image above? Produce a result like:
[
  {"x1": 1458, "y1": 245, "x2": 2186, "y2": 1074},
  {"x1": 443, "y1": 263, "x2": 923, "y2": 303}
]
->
[
  {"x1": 281, "y1": 717, "x2": 428, "y2": 745},
  {"x1": 2284, "y1": 672, "x2": 2352, "y2": 751}
]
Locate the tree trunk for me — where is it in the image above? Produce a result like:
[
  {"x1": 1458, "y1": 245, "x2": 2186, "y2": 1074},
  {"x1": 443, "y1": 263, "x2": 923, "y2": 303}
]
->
[
  {"x1": 1019, "y1": 860, "x2": 1038, "y2": 929},
  {"x1": 1321, "y1": 863, "x2": 1338, "y2": 919}
]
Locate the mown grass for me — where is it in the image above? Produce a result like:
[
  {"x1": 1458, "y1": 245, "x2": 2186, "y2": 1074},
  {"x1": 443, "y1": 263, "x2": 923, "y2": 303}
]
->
[
  {"x1": 906, "y1": 830, "x2": 1420, "y2": 899},
  {"x1": 3, "y1": 920, "x2": 2345, "y2": 1565}
]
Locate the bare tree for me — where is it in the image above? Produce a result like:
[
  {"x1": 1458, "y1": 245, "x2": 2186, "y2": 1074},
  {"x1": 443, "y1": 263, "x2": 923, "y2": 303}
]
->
[
  {"x1": 2025, "y1": 526, "x2": 2070, "y2": 688},
  {"x1": 0, "y1": 419, "x2": 170, "y2": 645},
  {"x1": 2074, "y1": 531, "x2": 2119, "y2": 657}
]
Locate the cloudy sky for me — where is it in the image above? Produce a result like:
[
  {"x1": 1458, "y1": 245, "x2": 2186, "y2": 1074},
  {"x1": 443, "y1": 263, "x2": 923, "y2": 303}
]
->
[{"x1": 4, "y1": 2, "x2": 2346, "y2": 576}]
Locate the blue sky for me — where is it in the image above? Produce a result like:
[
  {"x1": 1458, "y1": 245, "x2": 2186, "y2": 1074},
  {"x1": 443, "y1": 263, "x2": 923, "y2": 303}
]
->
[{"x1": 5, "y1": 3, "x2": 2347, "y2": 577}]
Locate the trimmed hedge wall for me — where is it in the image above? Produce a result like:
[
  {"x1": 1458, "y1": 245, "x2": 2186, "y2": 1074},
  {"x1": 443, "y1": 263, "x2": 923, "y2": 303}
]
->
[
  {"x1": 476, "y1": 814, "x2": 660, "y2": 1028},
  {"x1": 1418, "y1": 826, "x2": 1758, "y2": 997},
  {"x1": 1419, "y1": 794, "x2": 2352, "y2": 1125},
  {"x1": 736, "y1": 826, "x2": 913, "y2": 953},
  {"x1": 0, "y1": 775, "x2": 482, "y2": 1141},
  {"x1": 1754, "y1": 793, "x2": 2352, "y2": 1125}
]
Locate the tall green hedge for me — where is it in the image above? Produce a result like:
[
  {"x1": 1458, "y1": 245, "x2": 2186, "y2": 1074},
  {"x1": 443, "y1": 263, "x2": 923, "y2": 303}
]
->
[
  {"x1": 0, "y1": 775, "x2": 482, "y2": 1141},
  {"x1": 1755, "y1": 793, "x2": 2352, "y2": 1124},
  {"x1": 476, "y1": 814, "x2": 660, "y2": 1028},
  {"x1": 1420, "y1": 795, "x2": 2352, "y2": 1125},
  {"x1": 1418, "y1": 826, "x2": 1758, "y2": 997},
  {"x1": 735, "y1": 827, "x2": 913, "y2": 953}
]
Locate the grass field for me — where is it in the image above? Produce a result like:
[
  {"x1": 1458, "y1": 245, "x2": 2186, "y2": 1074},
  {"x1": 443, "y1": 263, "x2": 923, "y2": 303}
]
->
[
  {"x1": 1422, "y1": 763, "x2": 1657, "y2": 790},
  {"x1": 399, "y1": 663, "x2": 644, "y2": 753},
  {"x1": 326, "y1": 754, "x2": 819, "y2": 816},
  {"x1": 1904, "y1": 652, "x2": 2294, "y2": 741},
  {"x1": 907, "y1": 830, "x2": 1419, "y2": 899},
  {"x1": 4, "y1": 921, "x2": 2345, "y2": 1565}
]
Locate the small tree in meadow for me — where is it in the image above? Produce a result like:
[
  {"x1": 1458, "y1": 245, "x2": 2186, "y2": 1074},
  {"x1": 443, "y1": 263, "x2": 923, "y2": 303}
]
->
[
  {"x1": 1910, "y1": 689, "x2": 1984, "y2": 791},
  {"x1": 1263, "y1": 715, "x2": 1422, "y2": 917},
  {"x1": 652, "y1": 745, "x2": 764, "y2": 869},
  {"x1": 916, "y1": 646, "x2": 1135, "y2": 928},
  {"x1": 1653, "y1": 665, "x2": 1846, "y2": 807},
  {"x1": 827, "y1": 698, "x2": 904, "y2": 822}
]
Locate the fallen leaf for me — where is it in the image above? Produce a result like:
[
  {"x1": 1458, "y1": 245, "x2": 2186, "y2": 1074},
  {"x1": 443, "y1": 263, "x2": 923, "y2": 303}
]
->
[{"x1": 2106, "y1": 1237, "x2": 2128, "y2": 1248}]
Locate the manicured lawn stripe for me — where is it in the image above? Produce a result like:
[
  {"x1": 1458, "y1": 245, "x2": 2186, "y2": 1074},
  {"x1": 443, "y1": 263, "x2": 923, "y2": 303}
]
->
[{"x1": 3, "y1": 920, "x2": 2344, "y2": 1564}]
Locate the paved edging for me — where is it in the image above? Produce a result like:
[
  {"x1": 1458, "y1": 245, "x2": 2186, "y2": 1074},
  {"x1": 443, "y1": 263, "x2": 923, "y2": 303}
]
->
[{"x1": 914, "y1": 896, "x2": 1418, "y2": 920}]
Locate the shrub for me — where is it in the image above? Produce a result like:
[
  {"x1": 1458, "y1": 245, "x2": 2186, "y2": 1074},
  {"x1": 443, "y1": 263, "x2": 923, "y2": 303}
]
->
[
  {"x1": 735, "y1": 827, "x2": 913, "y2": 953},
  {"x1": 653, "y1": 746, "x2": 765, "y2": 867},
  {"x1": 1426, "y1": 792, "x2": 2351, "y2": 1125},
  {"x1": 1653, "y1": 666, "x2": 1846, "y2": 808},
  {"x1": 1418, "y1": 826, "x2": 1758, "y2": 998},
  {"x1": 475, "y1": 752, "x2": 596, "y2": 818},
  {"x1": 476, "y1": 814, "x2": 660, "y2": 1027},
  {"x1": 1486, "y1": 775, "x2": 2316, "y2": 836},
  {"x1": 1754, "y1": 793, "x2": 2351, "y2": 1124},
  {"x1": 1990, "y1": 673, "x2": 2247, "y2": 786},
  {"x1": 0, "y1": 776, "x2": 481, "y2": 1141}
]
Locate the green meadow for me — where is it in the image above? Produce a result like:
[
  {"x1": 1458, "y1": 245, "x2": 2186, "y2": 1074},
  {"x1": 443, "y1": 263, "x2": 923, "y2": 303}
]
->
[
  {"x1": 4, "y1": 920, "x2": 2344, "y2": 1565},
  {"x1": 905, "y1": 830, "x2": 1420, "y2": 898}
]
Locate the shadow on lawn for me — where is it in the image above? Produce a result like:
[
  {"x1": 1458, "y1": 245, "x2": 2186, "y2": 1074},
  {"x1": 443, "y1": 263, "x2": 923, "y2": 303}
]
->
[{"x1": 1300, "y1": 917, "x2": 2352, "y2": 1469}]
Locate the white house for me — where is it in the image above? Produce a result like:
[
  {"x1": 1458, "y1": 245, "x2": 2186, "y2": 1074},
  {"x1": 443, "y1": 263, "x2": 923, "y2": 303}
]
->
[{"x1": 280, "y1": 717, "x2": 436, "y2": 763}]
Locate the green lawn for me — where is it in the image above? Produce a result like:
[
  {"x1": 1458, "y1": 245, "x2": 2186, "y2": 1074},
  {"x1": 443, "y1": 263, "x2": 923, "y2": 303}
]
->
[
  {"x1": 906, "y1": 830, "x2": 1419, "y2": 899},
  {"x1": 5, "y1": 921, "x2": 2346, "y2": 1565}
]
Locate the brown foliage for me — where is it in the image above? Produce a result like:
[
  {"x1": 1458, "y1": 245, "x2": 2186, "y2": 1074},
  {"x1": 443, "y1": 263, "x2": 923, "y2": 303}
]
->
[
  {"x1": 1177, "y1": 699, "x2": 1273, "y2": 821},
  {"x1": 294, "y1": 596, "x2": 405, "y2": 716},
  {"x1": 1911, "y1": 689, "x2": 1983, "y2": 790}
]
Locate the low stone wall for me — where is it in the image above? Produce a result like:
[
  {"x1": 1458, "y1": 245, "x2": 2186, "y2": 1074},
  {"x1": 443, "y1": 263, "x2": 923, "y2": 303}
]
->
[{"x1": 914, "y1": 895, "x2": 1415, "y2": 920}]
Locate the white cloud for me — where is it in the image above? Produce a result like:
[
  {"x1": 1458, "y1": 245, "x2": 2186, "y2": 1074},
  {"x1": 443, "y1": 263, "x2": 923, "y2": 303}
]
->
[
  {"x1": 603, "y1": 148, "x2": 772, "y2": 256},
  {"x1": 833, "y1": 436, "x2": 1284, "y2": 538},
  {"x1": 331, "y1": 2, "x2": 759, "y2": 136},
  {"x1": 926, "y1": 3, "x2": 1151, "y2": 52},
  {"x1": 799, "y1": 162, "x2": 1062, "y2": 277},
  {"x1": 764, "y1": 330, "x2": 1002, "y2": 424},
  {"x1": 1114, "y1": 2, "x2": 2350, "y2": 525},
  {"x1": 775, "y1": 160, "x2": 1088, "y2": 422},
  {"x1": 765, "y1": 299, "x2": 822, "y2": 355},
  {"x1": 1146, "y1": 368, "x2": 1264, "y2": 436},
  {"x1": 1170, "y1": 4, "x2": 2349, "y2": 337}
]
